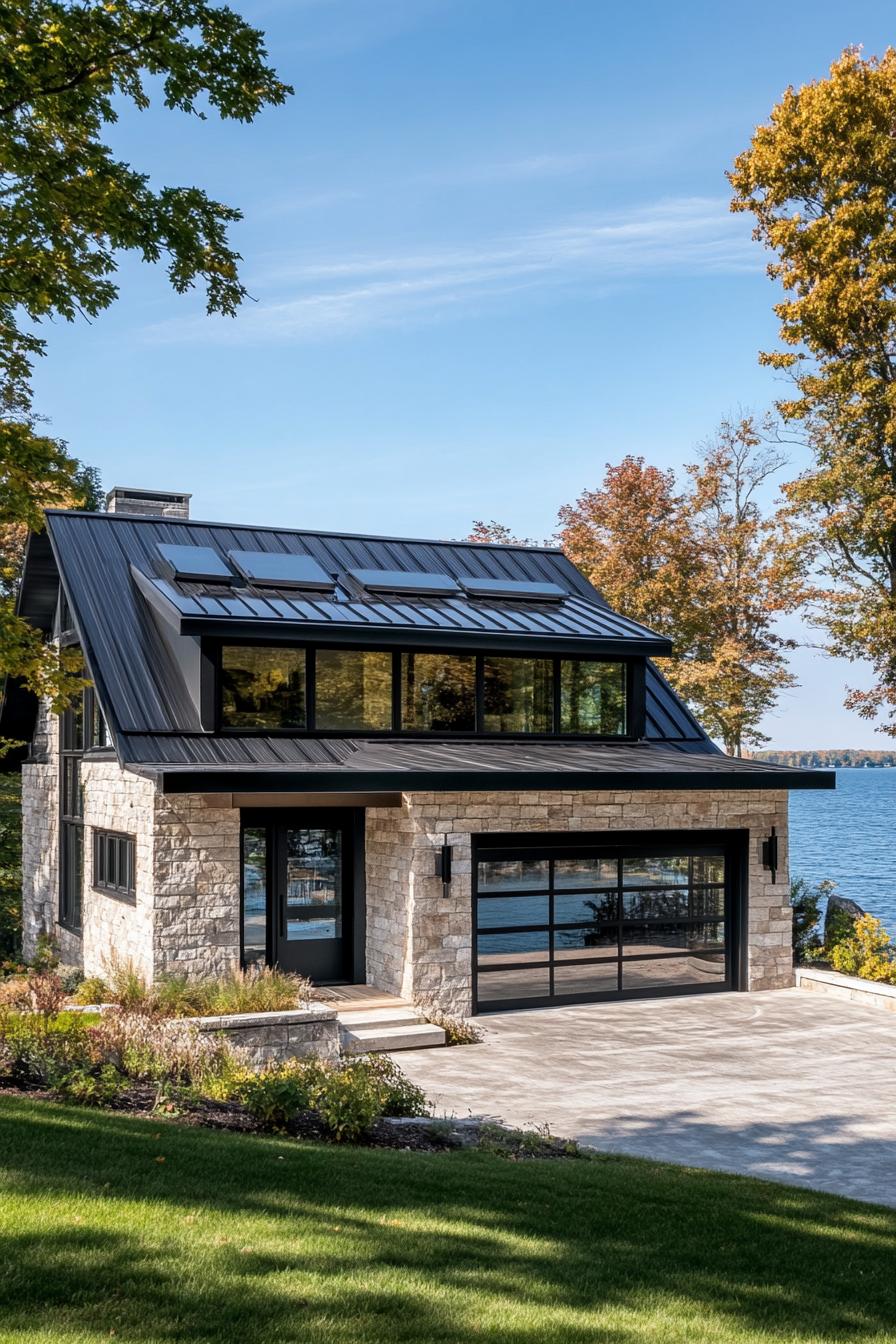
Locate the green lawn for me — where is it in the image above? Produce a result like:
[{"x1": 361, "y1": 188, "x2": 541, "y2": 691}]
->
[{"x1": 0, "y1": 1098, "x2": 894, "y2": 1343}]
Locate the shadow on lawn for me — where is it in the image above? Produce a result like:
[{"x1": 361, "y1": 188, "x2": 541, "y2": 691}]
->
[{"x1": 0, "y1": 1098, "x2": 894, "y2": 1343}]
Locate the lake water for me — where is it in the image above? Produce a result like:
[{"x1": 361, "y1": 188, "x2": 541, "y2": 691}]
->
[{"x1": 789, "y1": 769, "x2": 896, "y2": 934}]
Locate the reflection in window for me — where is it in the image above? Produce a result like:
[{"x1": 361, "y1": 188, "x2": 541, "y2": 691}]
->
[
  {"x1": 554, "y1": 857, "x2": 618, "y2": 889},
  {"x1": 560, "y1": 660, "x2": 626, "y2": 734},
  {"x1": 477, "y1": 859, "x2": 549, "y2": 892},
  {"x1": 285, "y1": 828, "x2": 342, "y2": 941},
  {"x1": 221, "y1": 646, "x2": 306, "y2": 729},
  {"x1": 477, "y1": 930, "x2": 550, "y2": 964},
  {"x1": 482, "y1": 657, "x2": 553, "y2": 733},
  {"x1": 242, "y1": 827, "x2": 267, "y2": 966},
  {"x1": 401, "y1": 652, "x2": 475, "y2": 731},
  {"x1": 315, "y1": 648, "x2": 392, "y2": 731},
  {"x1": 622, "y1": 855, "x2": 691, "y2": 887},
  {"x1": 477, "y1": 895, "x2": 549, "y2": 929}
]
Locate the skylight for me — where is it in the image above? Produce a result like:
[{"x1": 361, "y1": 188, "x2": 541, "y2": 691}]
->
[
  {"x1": 460, "y1": 577, "x2": 567, "y2": 602},
  {"x1": 346, "y1": 568, "x2": 462, "y2": 597},
  {"x1": 228, "y1": 550, "x2": 337, "y2": 591},
  {"x1": 156, "y1": 543, "x2": 234, "y2": 583}
]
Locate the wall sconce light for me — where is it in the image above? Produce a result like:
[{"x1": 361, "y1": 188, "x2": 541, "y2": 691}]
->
[
  {"x1": 434, "y1": 842, "x2": 452, "y2": 898},
  {"x1": 761, "y1": 826, "x2": 779, "y2": 884}
]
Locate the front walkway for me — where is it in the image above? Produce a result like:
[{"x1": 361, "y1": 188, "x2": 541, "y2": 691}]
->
[{"x1": 394, "y1": 989, "x2": 896, "y2": 1206}]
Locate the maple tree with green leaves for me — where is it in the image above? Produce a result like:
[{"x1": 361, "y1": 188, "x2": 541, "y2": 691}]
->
[{"x1": 0, "y1": 1, "x2": 291, "y2": 713}]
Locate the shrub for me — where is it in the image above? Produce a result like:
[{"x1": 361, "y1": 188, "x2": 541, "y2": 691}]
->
[
  {"x1": 237, "y1": 1054, "x2": 429, "y2": 1140},
  {"x1": 0, "y1": 1009, "x2": 98, "y2": 1088},
  {"x1": 311, "y1": 1060, "x2": 386, "y2": 1141},
  {"x1": 55, "y1": 1063, "x2": 126, "y2": 1107},
  {"x1": 790, "y1": 876, "x2": 829, "y2": 962},
  {"x1": 415, "y1": 997, "x2": 484, "y2": 1046},
  {"x1": 73, "y1": 975, "x2": 110, "y2": 1006},
  {"x1": 828, "y1": 914, "x2": 896, "y2": 984},
  {"x1": 103, "y1": 958, "x2": 154, "y2": 1013},
  {"x1": 205, "y1": 965, "x2": 311, "y2": 1015},
  {"x1": 237, "y1": 1058, "x2": 328, "y2": 1130},
  {"x1": 93, "y1": 960, "x2": 311, "y2": 1018},
  {"x1": 362, "y1": 1054, "x2": 429, "y2": 1117},
  {"x1": 92, "y1": 1011, "x2": 239, "y2": 1089}
]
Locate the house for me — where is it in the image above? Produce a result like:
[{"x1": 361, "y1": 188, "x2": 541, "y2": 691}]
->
[{"x1": 6, "y1": 487, "x2": 834, "y2": 1014}]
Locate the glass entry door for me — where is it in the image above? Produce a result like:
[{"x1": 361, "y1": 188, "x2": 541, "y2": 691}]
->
[{"x1": 241, "y1": 811, "x2": 357, "y2": 983}]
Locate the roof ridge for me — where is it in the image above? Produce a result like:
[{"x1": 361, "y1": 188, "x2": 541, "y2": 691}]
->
[{"x1": 44, "y1": 509, "x2": 564, "y2": 555}]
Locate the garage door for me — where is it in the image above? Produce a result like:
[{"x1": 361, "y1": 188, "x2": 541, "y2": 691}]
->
[{"x1": 473, "y1": 835, "x2": 739, "y2": 1012}]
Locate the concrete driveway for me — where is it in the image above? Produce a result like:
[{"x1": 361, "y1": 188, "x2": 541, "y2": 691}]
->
[{"x1": 395, "y1": 989, "x2": 896, "y2": 1206}]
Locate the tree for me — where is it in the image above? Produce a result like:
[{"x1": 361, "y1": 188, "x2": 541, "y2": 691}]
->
[
  {"x1": 674, "y1": 416, "x2": 804, "y2": 756},
  {"x1": 729, "y1": 48, "x2": 896, "y2": 736},
  {"x1": 556, "y1": 456, "x2": 705, "y2": 651},
  {"x1": 466, "y1": 521, "x2": 538, "y2": 546},
  {"x1": 0, "y1": 1, "x2": 292, "y2": 707},
  {"x1": 555, "y1": 421, "x2": 804, "y2": 755}
]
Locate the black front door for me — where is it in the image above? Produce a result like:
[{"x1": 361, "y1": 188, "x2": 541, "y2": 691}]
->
[{"x1": 241, "y1": 810, "x2": 360, "y2": 984}]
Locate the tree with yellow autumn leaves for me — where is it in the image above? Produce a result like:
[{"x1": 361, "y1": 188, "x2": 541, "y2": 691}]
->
[{"x1": 730, "y1": 47, "x2": 896, "y2": 737}]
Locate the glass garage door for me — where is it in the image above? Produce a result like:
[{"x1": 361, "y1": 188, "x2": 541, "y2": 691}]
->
[{"x1": 474, "y1": 841, "x2": 734, "y2": 1011}]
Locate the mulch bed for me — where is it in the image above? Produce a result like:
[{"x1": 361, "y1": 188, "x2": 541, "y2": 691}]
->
[{"x1": 0, "y1": 1083, "x2": 584, "y2": 1158}]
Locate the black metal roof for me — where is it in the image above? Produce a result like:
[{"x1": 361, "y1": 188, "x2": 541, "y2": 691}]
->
[
  {"x1": 121, "y1": 737, "x2": 833, "y2": 795},
  {"x1": 1, "y1": 509, "x2": 835, "y2": 794}
]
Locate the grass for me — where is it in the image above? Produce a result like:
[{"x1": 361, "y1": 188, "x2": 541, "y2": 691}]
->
[
  {"x1": 71, "y1": 962, "x2": 312, "y2": 1016},
  {"x1": 0, "y1": 1098, "x2": 894, "y2": 1342}
]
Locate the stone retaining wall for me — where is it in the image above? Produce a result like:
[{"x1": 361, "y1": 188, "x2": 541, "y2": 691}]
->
[
  {"x1": 796, "y1": 967, "x2": 896, "y2": 1014},
  {"x1": 185, "y1": 1003, "x2": 340, "y2": 1063}
]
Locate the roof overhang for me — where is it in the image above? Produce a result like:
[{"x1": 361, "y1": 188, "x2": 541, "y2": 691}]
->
[{"x1": 126, "y1": 759, "x2": 836, "y2": 796}]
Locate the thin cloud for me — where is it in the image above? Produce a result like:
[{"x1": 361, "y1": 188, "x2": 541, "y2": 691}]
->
[
  {"x1": 145, "y1": 196, "x2": 755, "y2": 346},
  {"x1": 420, "y1": 151, "x2": 601, "y2": 186}
]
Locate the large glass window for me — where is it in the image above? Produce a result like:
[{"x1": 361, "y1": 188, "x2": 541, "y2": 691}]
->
[
  {"x1": 218, "y1": 645, "x2": 632, "y2": 737},
  {"x1": 221, "y1": 646, "x2": 306, "y2": 729},
  {"x1": 482, "y1": 657, "x2": 553, "y2": 733},
  {"x1": 315, "y1": 649, "x2": 392, "y2": 731},
  {"x1": 560, "y1": 660, "x2": 627, "y2": 734},
  {"x1": 401, "y1": 652, "x2": 476, "y2": 732}
]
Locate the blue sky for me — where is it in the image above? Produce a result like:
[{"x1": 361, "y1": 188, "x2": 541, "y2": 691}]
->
[{"x1": 31, "y1": 0, "x2": 896, "y2": 749}]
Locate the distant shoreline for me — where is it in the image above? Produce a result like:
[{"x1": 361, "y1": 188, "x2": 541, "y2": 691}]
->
[{"x1": 750, "y1": 750, "x2": 896, "y2": 768}]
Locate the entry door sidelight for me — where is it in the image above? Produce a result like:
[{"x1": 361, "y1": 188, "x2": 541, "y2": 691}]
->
[{"x1": 275, "y1": 822, "x2": 351, "y2": 982}]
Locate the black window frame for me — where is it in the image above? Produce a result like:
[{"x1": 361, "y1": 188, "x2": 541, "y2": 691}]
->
[
  {"x1": 59, "y1": 684, "x2": 111, "y2": 932},
  {"x1": 92, "y1": 829, "x2": 137, "y2": 902},
  {"x1": 213, "y1": 640, "x2": 642, "y2": 741}
]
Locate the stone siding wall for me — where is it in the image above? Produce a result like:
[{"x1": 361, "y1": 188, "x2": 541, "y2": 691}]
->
[
  {"x1": 22, "y1": 708, "x2": 792, "y2": 1014},
  {"x1": 151, "y1": 792, "x2": 241, "y2": 978},
  {"x1": 366, "y1": 789, "x2": 791, "y2": 1015},
  {"x1": 80, "y1": 760, "x2": 156, "y2": 979},
  {"x1": 20, "y1": 702, "x2": 62, "y2": 960},
  {"x1": 20, "y1": 701, "x2": 243, "y2": 980}
]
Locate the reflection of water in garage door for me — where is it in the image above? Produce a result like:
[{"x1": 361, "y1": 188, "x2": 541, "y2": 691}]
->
[{"x1": 473, "y1": 835, "x2": 742, "y2": 1012}]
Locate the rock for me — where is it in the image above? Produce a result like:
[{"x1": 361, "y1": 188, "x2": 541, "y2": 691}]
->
[{"x1": 824, "y1": 893, "x2": 865, "y2": 946}]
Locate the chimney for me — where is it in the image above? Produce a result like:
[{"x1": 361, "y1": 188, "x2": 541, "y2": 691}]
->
[{"x1": 105, "y1": 487, "x2": 191, "y2": 519}]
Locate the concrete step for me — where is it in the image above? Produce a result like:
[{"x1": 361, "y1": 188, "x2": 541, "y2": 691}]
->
[
  {"x1": 341, "y1": 1022, "x2": 447, "y2": 1054},
  {"x1": 337, "y1": 1006, "x2": 426, "y2": 1031}
]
